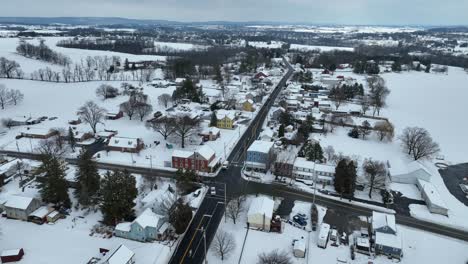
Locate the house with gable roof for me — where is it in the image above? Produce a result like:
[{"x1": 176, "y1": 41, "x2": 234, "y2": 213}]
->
[
  {"x1": 372, "y1": 211, "x2": 403, "y2": 259},
  {"x1": 114, "y1": 208, "x2": 170, "y2": 242}
]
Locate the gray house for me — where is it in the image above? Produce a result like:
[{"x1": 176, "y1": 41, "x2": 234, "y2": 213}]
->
[
  {"x1": 372, "y1": 212, "x2": 403, "y2": 259},
  {"x1": 4, "y1": 195, "x2": 42, "y2": 221},
  {"x1": 115, "y1": 208, "x2": 169, "y2": 242}
]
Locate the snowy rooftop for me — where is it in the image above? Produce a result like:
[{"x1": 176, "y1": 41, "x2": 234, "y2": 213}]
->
[
  {"x1": 108, "y1": 137, "x2": 139, "y2": 149},
  {"x1": 99, "y1": 244, "x2": 134, "y2": 264},
  {"x1": 4, "y1": 195, "x2": 36, "y2": 210},
  {"x1": 372, "y1": 211, "x2": 397, "y2": 233},
  {"x1": 375, "y1": 231, "x2": 402, "y2": 250},
  {"x1": 319, "y1": 223, "x2": 331, "y2": 240},
  {"x1": 21, "y1": 127, "x2": 52, "y2": 136},
  {"x1": 248, "y1": 196, "x2": 274, "y2": 217},
  {"x1": 134, "y1": 208, "x2": 161, "y2": 229},
  {"x1": 417, "y1": 179, "x2": 448, "y2": 209},
  {"x1": 247, "y1": 140, "x2": 274, "y2": 153},
  {"x1": 197, "y1": 145, "x2": 215, "y2": 160},
  {"x1": 216, "y1": 109, "x2": 236, "y2": 120},
  {"x1": 115, "y1": 222, "x2": 132, "y2": 232},
  {"x1": 1, "y1": 249, "x2": 22, "y2": 257},
  {"x1": 172, "y1": 149, "x2": 193, "y2": 158},
  {"x1": 293, "y1": 158, "x2": 335, "y2": 173},
  {"x1": 29, "y1": 206, "x2": 50, "y2": 218}
]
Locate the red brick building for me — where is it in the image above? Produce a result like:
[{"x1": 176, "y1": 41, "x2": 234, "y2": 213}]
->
[{"x1": 172, "y1": 145, "x2": 217, "y2": 172}]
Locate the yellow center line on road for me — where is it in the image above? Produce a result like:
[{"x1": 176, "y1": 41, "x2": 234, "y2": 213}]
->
[{"x1": 180, "y1": 215, "x2": 208, "y2": 264}]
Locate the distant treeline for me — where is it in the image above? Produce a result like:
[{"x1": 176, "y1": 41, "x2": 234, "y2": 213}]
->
[{"x1": 16, "y1": 39, "x2": 71, "y2": 66}]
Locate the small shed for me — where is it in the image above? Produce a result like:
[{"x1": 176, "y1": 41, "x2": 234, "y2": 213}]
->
[
  {"x1": 1, "y1": 248, "x2": 24, "y2": 263},
  {"x1": 46, "y1": 210, "x2": 62, "y2": 223},
  {"x1": 28, "y1": 206, "x2": 51, "y2": 224},
  {"x1": 293, "y1": 238, "x2": 306, "y2": 258}
]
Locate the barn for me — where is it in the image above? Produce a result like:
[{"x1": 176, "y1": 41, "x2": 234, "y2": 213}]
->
[{"x1": 1, "y1": 248, "x2": 24, "y2": 263}]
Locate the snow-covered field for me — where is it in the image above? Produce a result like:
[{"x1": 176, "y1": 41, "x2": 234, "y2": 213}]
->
[
  {"x1": 0, "y1": 37, "x2": 166, "y2": 75},
  {"x1": 248, "y1": 41, "x2": 285, "y2": 49},
  {"x1": 382, "y1": 68, "x2": 468, "y2": 164},
  {"x1": 153, "y1": 41, "x2": 207, "y2": 51}
]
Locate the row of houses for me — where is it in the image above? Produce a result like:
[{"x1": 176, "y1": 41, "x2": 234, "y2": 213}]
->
[{"x1": 244, "y1": 140, "x2": 336, "y2": 185}]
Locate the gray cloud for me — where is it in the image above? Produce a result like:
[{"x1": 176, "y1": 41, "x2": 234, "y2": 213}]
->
[{"x1": 0, "y1": 0, "x2": 467, "y2": 25}]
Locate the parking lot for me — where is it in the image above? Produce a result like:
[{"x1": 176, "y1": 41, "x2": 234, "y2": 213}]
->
[{"x1": 439, "y1": 163, "x2": 468, "y2": 206}]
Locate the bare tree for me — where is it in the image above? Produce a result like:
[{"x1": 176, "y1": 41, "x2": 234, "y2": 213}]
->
[
  {"x1": 120, "y1": 101, "x2": 136, "y2": 120},
  {"x1": 399, "y1": 127, "x2": 440, "y2": 160},
  {"x1": 367, "y1": 76, "x2": 390, "y2": 116},
  {"x1": 212, "y1": 229, "x2": 236, "y2": 261},
  {"x1": 360, "y1": 95, "x2": 371, "y2": 115},
  {"x1": 146, "y1": 116, "x2": 176, "y2": 140},
  {"x1": 173, "y1": 114, "x2": 200, "y2": 148},
  {"x1": 329, "y1": 85, "x2": 347, "y2": 110},
  {"x1": 78, "y1": 101, "x2": 106, "y2": 134},
  {"x1": 96, "y1": 84, "x2": 119, "y2": 100},
  {"x1": 136, "y1": 102, "x2": 153, "y2": 121},
  {"x1": 359, "y1": 120, "x2": 372, "y2": 139},
  {"x1": 362, "y1": 159, "x2": 387, "y2": 198},
  {"x1": 324, "y1": 145, "x2": 335, "y2": 161},
  {"x1": 120, "y1": 91, "x2": 148, "y2": 120},
  {"x1": 258, "y1": 250, "x2": 292, "y2": 264},
  {"x1": 153, "y1": 190, "x2": 178, "y2": 221},
  {"x1": 374, "y1": 121, "x2": 395, "y2": 141},
  {"x1": 9, "y1": 89, "x2": 24, "y2": 105},
  {"x1": 158, "y1": 93, "x2": 172, "y2": 108},
  {"x1": 0, "y1": 84, "x2": 11, "y2": 109},
  {"x1": 0, "y1": 57, "x2": 21, "y2": 78},
  {"x1": 37, "y1": 137, "x2": 68, "y2": 157},
  {"x1": 226, "y1": 196, "x2": 245, "y2": 224}
]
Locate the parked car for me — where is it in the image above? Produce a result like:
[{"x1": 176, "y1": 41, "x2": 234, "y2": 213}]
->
[
  {"x1": 222, "y1": 161, "x2": 229, "y2": 170},
  {"x1": 330, "y1": 228, "x2": 338, "y2": 241},
  {"x1": 210, "y1": 187, "x2": 216, "y2": 196},
  {"x1": 292, "y1": 215, "x2": 307, "y2": 226},
  {"x1": 194, "y1": 189, "x2": 201, "y2": 197}
]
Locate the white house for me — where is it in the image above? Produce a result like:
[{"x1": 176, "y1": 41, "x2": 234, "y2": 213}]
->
[
  {"x1": 292, "y1": 157, "x2": 335, "y2": 185},
  {"x1": 416, "y1": 179, "x2": 449, "y2": 216},
  {"x1": 247, "y1": 196, "x2": 275, "y2": 231},
  {"x1": 98, "y1": 244, "x2": 135, "y2": 264},
  {"x1": 390, "y1": 161, "x2": 432, "y2": 184}
]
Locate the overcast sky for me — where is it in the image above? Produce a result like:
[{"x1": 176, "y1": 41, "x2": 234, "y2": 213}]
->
[{"x1": 0, "y1": 0, "x2": 466, "y2": 25}]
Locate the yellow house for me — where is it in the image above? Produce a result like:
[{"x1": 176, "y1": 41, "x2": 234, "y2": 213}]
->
[
  {"x1": 241, "y1": 99, "x2": 255, "y2": 112},
  {"x1": 216, "y1": 110, "x2": 236, "y2": 129}
]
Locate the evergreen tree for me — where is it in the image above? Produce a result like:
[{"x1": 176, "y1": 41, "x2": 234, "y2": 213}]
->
[
  {"x1": 75, "y1": 150, "x2": 101, "y2": 207},
  {"x1": 170, "y1": 199, "x2": 193, "y2": 234},
  {"x1": 278, "y1": 124, "x2": 285, "y2": 138},
  {"x1": 210, "y1": 111, "x2": 218, "y2": 127},
  {"x1": 101, "y1": 170, "x2": 138, "y2": 225},
  {"x1": 334, "y1": 159, "x2": 357, "y2": 197},
  {"x1": 37, "y1": 154, "x2": 71, "y2": 208},
  {"x1": 348, "y1": 127, "x2": 360, "y2": 138},
  {"x1": 304, "y1": 142, "x2": 324, "y2": 162},
  {"x1": 391, "y1": 61, "x2": 402, "y2": 72},
  {"x1": 68, "y1": 127, "x2": 76, "y2": 151},
  {"x1": 124, "y1": 58, "x2": 129, "y2": 70},
  {"x1": 425, "y1": 63, "x2": 431, "y2": 73}
]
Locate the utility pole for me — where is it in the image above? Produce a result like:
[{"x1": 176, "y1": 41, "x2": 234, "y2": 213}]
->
[
  {"x1": 224, "y1": 182, "x2": 227, "y2": 223},
  {"x1": 312, "y1": 162, "x2": 317, "y2": 207}
]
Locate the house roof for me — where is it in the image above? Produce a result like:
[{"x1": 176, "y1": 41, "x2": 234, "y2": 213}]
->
[
  {"x1": 293, "y1": 158, "x2": 335, "y2": 173},
  {"x1": 4, "y1": 195, "x2": 36, "y2": 210},
  {"x1": 216, "y1": 110, "x2": 236, "y2": 120},
  {"x1": 134, "y1": 208, "x2": 161, "y2": 229},
  {"x1": 417, "y1": 179, "x2": 448, "y2": 209},
  {"x1": 99, "y1": 244, "x2": 134, "y2": 264},
  {"x1": 115, "y1": 222, "x2": 132, "y2": 232},
  {"x1": 372, "y1": 212, "x2": 397, "y2": 233},
  {"x1": 247, "y1": 140, "x2": 274, "y2": 154},
  {"x1": 248, "y1": 196, "x2": 274, "y2": 217},
  {"x1": 29, "y1": 206, "x2": 50, "y2": 218},
  {"x1": 375, "y1": 232, "x2": 402, "y2": 250},
  {"x1": 1, "y1": 249, "x2": 22, "y2": 257},
  {"x1": 172, "y1": 149, "x2": 194, "y2": 159},
  {"x1": 108, "y1": 137, "x2": 139, "y2": 149},
  {"x1": 21, "y1": 127, "x2": 52, "y2": 136},
  {"x1": 197, "y1": 145, "x2": 215, "y2": 160}
]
